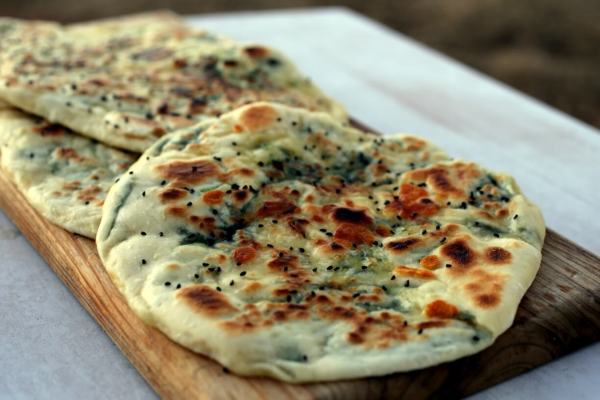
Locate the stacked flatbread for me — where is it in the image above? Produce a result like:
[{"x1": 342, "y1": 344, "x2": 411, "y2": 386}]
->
[
  {"x1": 97, "y1": 102, "x2": 544, "y2": 381},
  {"x1": 0, "y1": 12, "x2": 345, "y2": 152},
  {"x1": 0, "y1": 13, "x2": 545, "y2": 383},
  {"x1": 0, "y1": 11, "x2": 345, "y2": 237},
  {"x1": 0, "y1": 100, "x2": 134, "y2": 238}
]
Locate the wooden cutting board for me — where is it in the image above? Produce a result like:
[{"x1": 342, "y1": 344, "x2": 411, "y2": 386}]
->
[{"x1": 1, "y1": 156, "x2": 599, "y2": 399}]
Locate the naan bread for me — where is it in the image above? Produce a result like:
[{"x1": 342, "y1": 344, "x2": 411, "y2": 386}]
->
[
  {"x1": 0, "y1": 100, "x2": 135, "y2": 238},
  {"x1": 0, "y1": 13, "x2": 345, "y2": 153},
  {"x1": 97, "y1": 102, "x2": 545, "y2": 382}
]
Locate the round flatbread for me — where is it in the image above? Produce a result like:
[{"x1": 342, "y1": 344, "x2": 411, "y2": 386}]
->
[
  {"x1": 0, "y1": 101, "x2": 135, "y2": 238},
  {"x1": 97, "y1": 102, "x2": 545, "y2": 382},
  {"x1": 0, "y1": 13, "x2": 345, "y2": 153}
]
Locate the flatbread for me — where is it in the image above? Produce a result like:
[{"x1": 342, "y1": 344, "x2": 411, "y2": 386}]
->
[
  {"x1": 0, "y1": 13, "x2": 346, "y2": 153},
  {"x1": 97, "y1": 102, "x2": 545, "y2": 382},
  {"x1": 0, "y1": 100, "x2": 135, "y2": 238}
]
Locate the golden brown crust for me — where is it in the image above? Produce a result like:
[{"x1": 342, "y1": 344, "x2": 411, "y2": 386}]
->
[{"x1": 179, "y1": 285, "x2": 238, "y2": 317}]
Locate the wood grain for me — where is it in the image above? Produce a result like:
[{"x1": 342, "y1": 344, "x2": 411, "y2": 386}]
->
[{"x1": 1, "y1": 164, "x2": 599, "y2": 399}]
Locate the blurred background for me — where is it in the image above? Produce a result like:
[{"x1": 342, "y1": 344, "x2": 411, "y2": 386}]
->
[{"x1": 2, "y1": 0, "x2": 599, "y2": 129}]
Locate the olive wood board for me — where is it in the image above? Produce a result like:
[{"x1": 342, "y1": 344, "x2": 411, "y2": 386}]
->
[{"x1": 1, "y1": 138, "x2": 599, "y2": 399}]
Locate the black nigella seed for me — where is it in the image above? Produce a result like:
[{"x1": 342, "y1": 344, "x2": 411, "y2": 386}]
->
[
  {"x1": 421, "y1": 230, "x2": 427, "y2": 235},
  {"x1": 202, "y1": 262, "x2": 209, "y2": 267},
  {"x1": 140, "y1": 231, "x2": 146, "y2": 236},
  {"x1": 312, "y1": 268, "x2": 317, "y2": 272},
  {"x1": 361, "y1": 265, "x2": 368, "y2": 270},
  {"x1": 142, "y1": 191, "x2": 146, "y2": 197},
  {"x1": 194, "y1": 274, "x2": 199, "y2": 279},
  {"x1": 418, "y1": 329, "x2": 423, "y2": 335},
  {"x1": 286, "y1": 295, "x2": 292, "y2": 302},
  {"x1": 404, "y1": 280, "x2": 410, "y2": 287},
  {"x1": 258, "y1": 224, "x2": 264, "y2": 228},
  {"x1": 141, "y1": 259, "x2": 146, "y2": 265},
  {"x1": 187, "y1": 202, "x2": 192, "y2": 207},
  {"x1": 272, "y1": 219, "x2": 278, "y2": 224},
  {"x1": 159, "y1": 232, "x2": 164, "y2": 237},
  {"x1": 164, "y1": 281, "x2": 171, "y2": 287},
  {"x1": 211, "y1": 209, "x2": 218, "y2": 215},
  {"x1": 440, "y1": 237, "x2": 447, "y2": 243},
  {"x1": 299, "y1": 248, "x2": 305, "y2": 253},
  {"x1": 353, "y1": 293, "x2": 360, "y2": 298},
  {"x1": 229, "y1": 280, "x2": 235, "y2": 286},
  {"x1": 216, "y1": 286, "x2": 222, "y2": 292},
  {"x1": 436, "y1": 223, "x2": 441, "y2": 230},
  {"x1": 460, "y1": 202, "x2": 467, "y2": 209},
  {"x1": 391, "y1": 275, "x2": 396, "y2": 280},
  {"x1": 176, "y1": 284, "x2": 181, "y2": 289},
  {"x1": 493, "y1": 233, "x2": 500, "y2": 238},
  {"x1": 240, "y1": 271, "x2": 247, "y2": 276},
  {"x1": 160, "y1": 180, "x2": 166, "y2": 186},
  {"x1": 258, "y1": 161, "x2": 264, "y2": 167},
  {"x1": 327, "y1": 265, "x2": 333, "y2": 271},
  {"x1": 267, "y1": 244, "x2": 274, "y2": 248},
  {"x1": 213, "y1": 156, "x2": 222, "y2": 162},
  {"x1": 446, "y1": 263, "x2": 452, "y2": 268},
  {"x1": 222, "y1": 367, "x2": 229, "y2": 373},
  {"x1": 382, "y1": 285, "x2": 388, "y2": 292},
  {"x1": 473, "y1": 335, "x2": 480, "y2": 342},
  {"x1": 514, "y1": 214, "x2": 519, "y2": 219}
]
